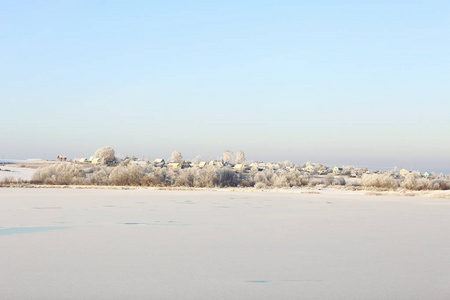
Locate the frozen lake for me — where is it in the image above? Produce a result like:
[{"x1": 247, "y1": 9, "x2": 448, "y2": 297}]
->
[
  {"x1": 0, "y1": 166, "x2": 36, "y2": 182},
  {"x1": 1, "y1": 188, "x2": 450, "y2": 299}
]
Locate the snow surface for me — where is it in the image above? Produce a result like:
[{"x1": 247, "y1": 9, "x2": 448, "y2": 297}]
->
[
  {"x1": 0, "y1": 166, "x2": 36, "y2": 181},
  {"x1": 1, "y1": 188, "x2": 450, "y2": 299}
]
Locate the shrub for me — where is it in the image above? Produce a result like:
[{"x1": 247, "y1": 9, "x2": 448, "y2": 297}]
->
[
  {"x1": 89, "y1": 167, "x2": 112, "y2": 185},
  {"x1": 309, "y1": 178, "x2": 325, "y2": 187},
  {"x1": 325, "y1": 174, "x2": 334, "y2": 186},
  {"x1": 401, "y1": 172, "x2": 431, "y2": 190},
  {"x1": 174, "y1": 168, "x2": 195, "y2": 187},
  {"x1": 216, "y1": 168, "x2": 238, "y2": 187},
  {"x1": 333, "y1": 176, "x2": 346, "y2": 186},
  {"x1": 253, "y1": 172, "x2": 269, "y2": 186},
  {"x1": 29, "y1": 160, "x2": 450, "y2": 191},
  {"x1": 255, "y1": 182, "x2": 266, "y2": 189},
  {"x1": 430, "y1": 179, "x2": 449, "y2": 190},
  {"x1": 109, "y1": 164, "x2": 143, "y2": 186},
  {"x1": 271, "y1": 174, "x2": 289, "y2": 188},
  {"x1": 32, "y1": 164, "x2": 86, "y2": 185},
  {"x1": 362, "y1": 174, "x2": 397, "y2": 189},
  {"x1": 141, "y1": 167, "x2": 167, "y2": 187}
]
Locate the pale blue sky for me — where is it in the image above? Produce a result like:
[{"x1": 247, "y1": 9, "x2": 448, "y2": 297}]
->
[{"x1": 1, "y1": 1, "x2": 449, "y2": 173}]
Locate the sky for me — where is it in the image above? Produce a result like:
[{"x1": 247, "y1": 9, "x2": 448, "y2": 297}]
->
[{"x1": 1, "y1": 0, "x2": 449, "y2": 173}]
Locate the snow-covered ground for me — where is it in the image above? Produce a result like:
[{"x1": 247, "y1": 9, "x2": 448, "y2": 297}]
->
[
  {"x1": 0, "y1": 158, "x2": 49, "y2": 165},
  {"x1": 0, "y1": 166, "x2": 36, "y2": 181},
  {"x1": 1, "y1": 188, "x2": 450, "y2": 299},
  {"x1": 0, "y1": 159, "x2": 61, "y2": 181}
]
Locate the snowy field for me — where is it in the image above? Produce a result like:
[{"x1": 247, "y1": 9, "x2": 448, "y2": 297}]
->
[
  {"x1": 0, "y1": 159, "x2": 54, "y2": 182},
  {"x1": 1, "y1": 188, "x2": 450, "y2": 299},
  {"x1": 0, "y1": 166, "x2": 36, "y2": 181}
]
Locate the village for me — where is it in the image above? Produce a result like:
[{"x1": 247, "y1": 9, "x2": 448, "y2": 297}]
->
[
  {"x1": 67, "y1": 150, "x2": 432, "y2": 180},
  {"x1": 3, "y1": 147, "x2": 440, "y2": 189}
]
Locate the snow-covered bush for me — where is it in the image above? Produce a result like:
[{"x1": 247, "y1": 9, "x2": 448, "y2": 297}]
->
[
  {"x1": 255, "y1": 182, "x2": 267, "y2": 189},
  {"x1": 89, "y1": 167, "x2": 113, "y2": 185},
  {"x1": 401, "y1": 172, "x2": 430, "y2": 190},
  {"x1": 28, "y1": 158, "x2": 450, "y2": 191},
  {"x1": 325, "y1": 174, "x2": 334, "y2": 186},
  {"x1": 430, "y1": 179, "x2": 449, "y2": 190},
  {"x1": 32, "y1": 164, "x2": 86, "y2": 185},
  {"x1": 109, "y1": 164, "x2": 143, "y2": 186},
  {"x1": 271, "y1": 173, "x2": 289, "y2": 188},
  {"x1": 333, "y1": 176, "x2": 346, "y2": 186},
  {"x1": 308, "y1": 178, "x2": 325, "y2": 187},
  {"x1": 141, "y1": 167, "x2": 167, "y2": 187},
  {"x1": 191, "y1": 166, "x2": 216, "y2": 188},
  {"x1": 253, "y1": 172, "x2": 269, "y2": 186},
  {"x1": 299, "y1": 173, "x2": 311, "y2": 186},
  {"x1": 216, "y1": 167, "x2": 238, "y2": 187},
  {"x1": 174, "y1": 168, "x2": 195, "y2": 187},
  {"x1": 362, "y1": 174, "x2": 397, "y2": 189}
]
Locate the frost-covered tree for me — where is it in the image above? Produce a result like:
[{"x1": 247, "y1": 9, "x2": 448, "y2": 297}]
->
[
  {"x1": 192, "y1": 155, "x2": 202, "y2": 165},
  {"x1": 236, "y1": 151, "x2": 245, "y2": 164},
  {"x1": 223, "y1": 150, "x2": 233, "y2": 164},
  {"x1": 278, "y1": 160, "x2": 293, "y2": 168},
  {"x1": 93, "y1": 146, "x2": 116, "y2": 165},
  {"x1": 170, "y1": 151, "x2": 183, "y2": 163}
]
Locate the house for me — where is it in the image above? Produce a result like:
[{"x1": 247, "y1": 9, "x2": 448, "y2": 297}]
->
[
  {"x1": 153, "y1": 159, "x2": 165, "y2": 167},
  {"x1": 167, "y1": 163, "x2": 181, "y2": 169},
  {"x1": 198, "y1": 162, "x2": 207, "y2": 168},
  {"x1": 399, "y1": 169, "x2": 410, "y2": 176},
  {"x1": 266, "y1": 163, "x2": 280, "y2": 170},
  {"x1": 305, "y1": 164, "x2": 315, "y2": 172},
  {"x1": 181, "y1": 162, "x2": 191, "y2": 169},
  {"x1": 250, "y1": 162, "x2": 265, "y2": 171},
  {"x1": 92, "y1": 158, "x2": 101, "y2": 165},
  {"x1": 423, "y1": 172, "x2": 430, "y2": 178},
  {"x1": 233, "y1": 164, "x2": 244, "y2": 172},
  {"x1": 132, "y1": 160, "x2": 148, "y2": 166},
  {"x1": 209, "y1": 160, "x2": 223, "y2": 167},
  {"x1": 333, "y1": 166, "x2": 343, "y2": 175},
  {"x1": 88, "y1": 156, "x2": 94, "y2": 163}
]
